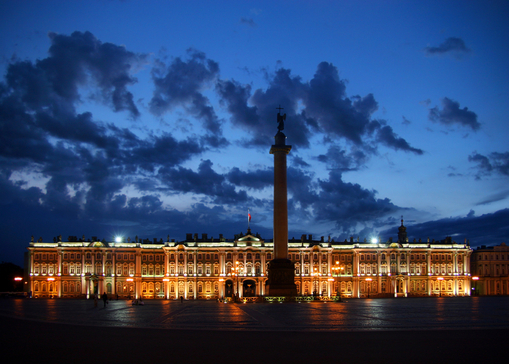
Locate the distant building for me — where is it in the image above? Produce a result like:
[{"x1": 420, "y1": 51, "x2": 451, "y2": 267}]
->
[
  {"x1": 471, "y1": 243, "x2": 509, "y2": 295},
  {"x1": 26, "y1": 221, "x2": 473, "y2": 299}
]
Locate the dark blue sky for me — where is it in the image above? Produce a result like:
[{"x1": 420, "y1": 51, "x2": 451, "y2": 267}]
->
[{"x1": 1, "y1": 1, "x2": 508, "y2": 266}]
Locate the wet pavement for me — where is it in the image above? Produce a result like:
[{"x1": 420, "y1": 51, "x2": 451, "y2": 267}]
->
[
  {"x1": 2, "y1": 297, "x2": 508, "y2": 363},
  {"x1": 1, "y1": 296, "x2": 508, "y2": 331}
]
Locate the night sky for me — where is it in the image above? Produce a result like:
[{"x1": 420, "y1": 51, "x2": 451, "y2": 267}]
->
[{"x1": 1, "y1": 1, "x2": 508, "y2": 266}]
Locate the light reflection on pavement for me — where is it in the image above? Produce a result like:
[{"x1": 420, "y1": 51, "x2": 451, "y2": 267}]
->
[{"x1": 1, "y1": 296, "x2": 508, "y2": 331}]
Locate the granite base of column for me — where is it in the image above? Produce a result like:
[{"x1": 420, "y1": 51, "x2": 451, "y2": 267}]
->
[{"x1": 266, "y1": 259, "x2": 297, "y2": 296}]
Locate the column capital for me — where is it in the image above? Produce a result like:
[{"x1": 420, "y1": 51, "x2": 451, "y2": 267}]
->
[{"x1": 270, "y1": 145, "x2": 292, "y2": 154}]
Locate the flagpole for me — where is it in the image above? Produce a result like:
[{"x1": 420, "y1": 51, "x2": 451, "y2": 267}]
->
[{"x1": 248, "y1": 209, "x2": 250, "y2": 230}]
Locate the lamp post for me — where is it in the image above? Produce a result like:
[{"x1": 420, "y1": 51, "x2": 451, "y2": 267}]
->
[
  {"x1": 332, "y1": 261, "x2": 344, "y2": 300},
  {"x1": 437, "y1": 277, "x2": 444, "y2": 297},
  {"x1": 234, "y1": 261, "x2": 240, "y2": 302},
  {"x1": 472, "y1": 276, "x2": 479, "y2": 296},
  {"x1": 312, "y1": 267, "x2": 320, "y2": 297},
  {"x1": 366, "y1": 278, "x2": 372, "y2": 298}
]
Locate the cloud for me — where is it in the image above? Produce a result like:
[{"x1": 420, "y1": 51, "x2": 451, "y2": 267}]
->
[
  {"x1": 372, "y1": 122, "x2": 424, "y2": 155},
  {"x1": 381, "y1": 209, "x2": 509, "y2": 247},
  {"x1": 218, "y1": 62, "x2": 422, "y2": 156},
  {"x1": 429, "y1": 97, "x2": 480, "y2": 130},
  {"x1": 226, "y1": 167, "x2": 273, "y2": 190},
  {"x1": 158, "y1": 160, "x2": 248, "y2": 204},
  {"x1": 240, "y1": 17, "x2": 257, "y2": 27},
  {"x1": 424, "y1": 37, "x2": 470, "y2": 58},
  {"x1": 469, "y1": 151, "x2": 509, "y2": 178},
  {"x1": 316, "y1": 145, "x2": 367, "y2": 171},
  {"x1": 150, "y1": 49, "x2": 225, "y2": 144}
]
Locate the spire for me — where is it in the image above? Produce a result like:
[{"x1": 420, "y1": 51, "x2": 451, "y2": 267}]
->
[{"x1": 398, "y1": 215, "x2": 408, "y2": 243}]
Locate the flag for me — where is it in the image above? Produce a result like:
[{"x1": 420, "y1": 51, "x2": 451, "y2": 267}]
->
[{"x1": 248, "y1": 211, "x2": 252, "y2": 222}]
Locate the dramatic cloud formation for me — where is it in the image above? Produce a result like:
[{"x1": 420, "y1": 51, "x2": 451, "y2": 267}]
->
[
  {"x1": 150, "y1": 49, "x2": 226, "y2": 147},
  {"x1": 469, "y1": 151, "x2": 509, "y2": 177},
  {"x1": 218, "y1": 62, "x2": 423, "y2": 157},
  {"x1": 429, "y1": 97, "x2": 480, "y2": 130},
  {"x1": 424, "y1": 37, "x2": 470, "y2": 58},
  {"x1": 0, "y1": 16, "x2": 506, "y2": 266}
]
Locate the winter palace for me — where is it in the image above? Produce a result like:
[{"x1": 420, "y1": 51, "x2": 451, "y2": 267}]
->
[{"x1": 26, "y1": 220, "x2": 474, "y2": 300}]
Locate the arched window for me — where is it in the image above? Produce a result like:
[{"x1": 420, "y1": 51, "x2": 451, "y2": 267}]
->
[{"x1": 247, "y1": 253, "x2": 252, "y2": 260}]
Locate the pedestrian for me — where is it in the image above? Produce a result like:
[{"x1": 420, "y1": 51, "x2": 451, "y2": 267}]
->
[
  {"x1": 102, "y1": 292, "x2": 108, "y2": 308},
  {"x1": 180, "y1": 295, "x2": 183, "y2": 303}
]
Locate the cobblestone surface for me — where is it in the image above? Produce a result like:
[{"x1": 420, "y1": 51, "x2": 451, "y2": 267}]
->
[{"x1": 1, "y1": 296, "x2": 508, "y2": 331}]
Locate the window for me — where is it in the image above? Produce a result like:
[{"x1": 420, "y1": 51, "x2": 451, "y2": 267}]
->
[
  {"x1": 238, "y1": 253, "x2": 243, "y2": 259},
  {"x1": 96, "y1": 253, "x2": 101, "y2": 260},
  {"x1": 188, "y1": 254, "x2": 193, "y2": 260},
  {"x1": 227, "y1": 253, "x2": 232, "y2": 260},
  {"x1": 247, "y1": 253, "x2": 252, "y2": 260},
  {"x1": 215, "y1": 254, "x2": 219, "y2": 260},
  {"x1": 267, "y1": 253, "x2": 272, "y2": 260},
  {"x1": 149, "y1": 255, "x2": 153, "y2": 261},
  {"x1": 206, "y1": 254, "x2": 211, "y2": 260}
]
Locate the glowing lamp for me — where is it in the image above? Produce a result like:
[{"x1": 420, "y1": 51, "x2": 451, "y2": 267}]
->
[
  {"x1": 472, "y1": 276, "x2": 479, "y2": 280},
  {"x1": 371, "y1": 238, "x2": 378, "y2": 244},
  {"x1": 14, "y1": 277, "x2": 23, "y2": 281},
  {"x1": 115, "y1": 236, "x2": 122, "y2": 243}
]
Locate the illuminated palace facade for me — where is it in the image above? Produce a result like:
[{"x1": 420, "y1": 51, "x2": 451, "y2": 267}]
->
[
  {"x1": 26, "y1": 221, "x2": 473, "y2": 299},
  {"x1": 471, "y1": 243, "x2": 509, "y2": 295}
]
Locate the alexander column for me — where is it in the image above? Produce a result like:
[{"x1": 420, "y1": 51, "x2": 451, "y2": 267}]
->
[{"x1": 267, "y1": 107, "x2": 297, "y2": 296}]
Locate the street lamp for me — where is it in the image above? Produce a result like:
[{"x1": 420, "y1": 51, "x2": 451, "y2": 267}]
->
[
  {"x1": 332, "y1": 261, "x2": 340, "y2": 299},
  {"x1": 313, "y1": 267, "x2": 319, "y2": 297},
  {"x1": 472, "y1": 276, "x2": 479, "y2": 296},
  {"x1": 234, "y1": 261, "x2": 240, "y2": 302},
  {"x1": 437, "y1": 277, "x2": 444, "y2": 297},
  {"x1": 366, "y1": 278, "x2": 372, "y2": 298}
]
